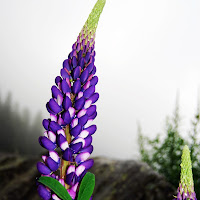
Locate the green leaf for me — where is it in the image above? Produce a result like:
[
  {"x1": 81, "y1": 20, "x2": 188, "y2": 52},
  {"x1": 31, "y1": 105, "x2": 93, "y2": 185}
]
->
[
  {"x1": 38, "y1": 176, "x2": 72, "y2": 200},
  {"x1": 77, "y1": 172, "x2": 95, "y2": 200}
]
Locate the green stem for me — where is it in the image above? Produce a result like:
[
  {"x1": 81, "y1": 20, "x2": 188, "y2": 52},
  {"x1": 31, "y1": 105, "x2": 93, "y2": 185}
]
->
[{"x1": 60, "y1": 125, "x2": 71, "y2": 189}]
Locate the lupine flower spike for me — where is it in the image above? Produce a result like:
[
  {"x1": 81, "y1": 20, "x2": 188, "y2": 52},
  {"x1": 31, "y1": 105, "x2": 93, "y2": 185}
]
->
[
  {"x1": 173, "y1": 145, "x2": 197, "y2": 200},
  {"x1": 37, "y1": 0, "x2": 106, "y2": 199}
]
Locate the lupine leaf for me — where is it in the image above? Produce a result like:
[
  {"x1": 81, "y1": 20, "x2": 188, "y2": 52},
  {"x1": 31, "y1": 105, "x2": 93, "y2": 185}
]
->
[
  {"x1": 38, "y1": 176, "x2": 72, "y2": 200},
  {"x1": 77, "y1": 172, "x2": 95, "y2": 200}
]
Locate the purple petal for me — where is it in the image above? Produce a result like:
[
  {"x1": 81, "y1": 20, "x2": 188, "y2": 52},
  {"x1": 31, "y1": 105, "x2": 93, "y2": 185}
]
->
[
  {"x1": 61, "y1": 111, "x2": 71, "y2": 125},
  {"x1": 83, "y1": 86, "x2": 95, "y2": 99},
  {"x1": 61, "y1": 79, "x2": 71, "y2": 94},
  {"x1": 50, "y1": 121, "x2": 61, "y2": 132},
  {"x1": 78, "y1": 57, "x2": 85, "y2": 69},
  {"x1": 81, "y1": 159, "x2": 94, "y2": 170},
  {"x1": 86, "y1": 105, "x2": 96, "y2": 117},
  {"x1": 74, "y1": 96, "x2": 85, "y2": 110},
  {"x1": 63, "y1": 148, "x2": 73, "y2": 161},
  {"x1": 51, "y1": 86, "x2": 62, "y2": 99},
  {"x1": 42, "y1": 119, "x2": 50, "y2": 130},
  {"x1": 72, "y1": 43, "x2": 76, "y2": 50},
  {"x1": 76, "y1": 43, "x2": 81, "y2": 51},
  {"x1": 62, "y1": 96, "x2": 72, "y2": 110},
  {"x1": 78, "y1": 50, "x2": 83, "y2": 60},
  {"x1": 78, "y1": 114, "x2": 88, "y2": 126},
  {"x1": 87, "y1": 74, "x2": 93, "y2": 82},
  {"x1": 67, "y1": 189, "x2": 76, "y2": 200},
  {"x1": 90, "y1": 76, "x2": 98, "y2": 86},
  {"x1": 91, "y1": 66, "x2": 96, "y2": 75},
  {"x1": 84, "y1": 125, "x2": 97, "y2": 135},
  {"x1": 70, "y1": 142, "x2": 82, "y2": 153},
  {"x1": 71, "y1": 137, "x2": 85, "y2": 147},
  {"x1": 80, "y1": 69, "x2": 89, "y2": 84},
  {"x1": 72, "y1": 56, "x2": 77, "y2": 68},
  {"x1": 46, "y1": 157, "x2": 59, "y2": 171},
  {"x1": 86, "y1": 63, "x2": 94, "y2": 73},
  {"x1": 84, "y1": 135, "x2": 93, "y2": 148},
  {"x1": 46, "y1": 103, "x2": 55, "y2": 115},
  {"x1": 57, "y1": 134, "x2": 67, "y2": 147},
  {"x1": 65, "y1": 172, "x2": 75, "y2": 186},
  {"x1": 80, "y1": 145, "x2": 93, "y2": 154},
  {"x1": 72, "y1": 79, "x2": 81, "y2": 94},
  {"x1": 77, "y1": 169, "x2": 87, "y2": 182},
  {"x1": 92, "y1": 50, "x2": 96, "y2": 56},
  {"x1": 63, "y1": 59, "x2": 71, "y2": 71},
  {"x1": 37, "y1": 184, "x2": 51, "y2": 200},
  {"x1": 88, "y1": 111, "x2": 97, "y2": 120},
  {"x1": 71, "y1": 124, "x2": 82, "y2": 137},
  {"x1": 75, "y1": 152, "x2": 90, "y2": 164},
  {"x1": 39, "y1": 136, "x2": 56, "y2": 150},
  {"x1": 73, "y1": 66, "x2": 81, "y2": 80},
  {"x1": 47, "y1": 98, "x2": 62, "y2": 114},
  {"x1": 55, "y1": 76, "x2": 62, "y2": 86},
  {"x1": 83, "y1": 81, "x2": 90, "y2": 91},
  {"x1": 88, "y1": 93, "x2": 99, "y2": 104},
  {"x1": 37, "y1": 162, "x2": 52, "y2": 175},
  {"x1": 84, "y1": 52, "x2": 90, "y2": 63},
  {"x1": 61, "y1": 69, "x2": 70, "y2": 79},
  {"x1": 68, "y1": 52, "x2": 73, "y2": 59}
]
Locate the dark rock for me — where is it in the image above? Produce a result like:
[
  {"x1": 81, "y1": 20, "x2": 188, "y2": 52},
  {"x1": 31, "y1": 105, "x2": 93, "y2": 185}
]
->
[
  {"x1": 0, "y1": 153, "x2": 175, "y2": 200},
  {"x1": 89, "y1": 157, "x2": 175, "y2": 200}
]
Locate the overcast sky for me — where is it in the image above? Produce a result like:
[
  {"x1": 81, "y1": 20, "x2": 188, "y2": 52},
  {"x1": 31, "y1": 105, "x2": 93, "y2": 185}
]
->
[{"x1": 0, "y1": 0, "x2": 200, "y2": 159}]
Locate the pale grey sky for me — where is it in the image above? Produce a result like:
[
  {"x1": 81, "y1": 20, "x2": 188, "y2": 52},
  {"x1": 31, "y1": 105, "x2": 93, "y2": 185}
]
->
[{"x1": 0, "y1": 0, "x2": 200, "y2": 159}]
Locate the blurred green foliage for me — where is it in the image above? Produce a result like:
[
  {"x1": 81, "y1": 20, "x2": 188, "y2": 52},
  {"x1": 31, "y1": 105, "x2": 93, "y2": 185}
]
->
[
  {"x1": 0, "y1": 92, "x2": 42, "y2": 155},
  {"x1": 138, "y1": 98, "x2": 200, "y2": 198}
]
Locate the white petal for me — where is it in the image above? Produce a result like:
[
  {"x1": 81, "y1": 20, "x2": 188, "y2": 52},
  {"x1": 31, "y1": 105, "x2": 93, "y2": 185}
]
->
[
  {"x1": 76, "y1": 165, "x2": 85, "y2": 176},
  {"x1": 60, "y1": 141, "x2": 69, "y2": 151}
]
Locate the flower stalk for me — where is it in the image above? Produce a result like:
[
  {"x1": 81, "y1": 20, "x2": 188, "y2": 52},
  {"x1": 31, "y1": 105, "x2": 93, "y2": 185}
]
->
[
  {"x1": 173, "y1": 145, "x2": 197, "y2": 200},
  {"x1": 36, "y1": 0, "x2": 106, "y2": 199}
]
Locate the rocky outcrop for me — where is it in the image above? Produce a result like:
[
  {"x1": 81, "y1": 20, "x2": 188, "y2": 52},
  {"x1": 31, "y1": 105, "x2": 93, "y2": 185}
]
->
[
  {"x1": 0, "y1": 153, "x2": 175, "y2": 200},
  {"x1": 90, "y1": 157, "x2": 175, "y2": 200}
]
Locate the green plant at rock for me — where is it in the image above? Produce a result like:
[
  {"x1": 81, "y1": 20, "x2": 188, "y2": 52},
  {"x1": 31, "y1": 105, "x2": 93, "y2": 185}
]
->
[{"x1": 138, "y1": 99, "x2": 200, "y2": 198}]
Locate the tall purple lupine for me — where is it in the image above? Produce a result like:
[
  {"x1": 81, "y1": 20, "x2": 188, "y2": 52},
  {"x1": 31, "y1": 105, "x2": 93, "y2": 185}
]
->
[
  {"x1": 173, "y1": 145, "x2": 197, "y2": 200},
  {"x1": 37, "y1": 0, "x2": 106, "y2": 199}
]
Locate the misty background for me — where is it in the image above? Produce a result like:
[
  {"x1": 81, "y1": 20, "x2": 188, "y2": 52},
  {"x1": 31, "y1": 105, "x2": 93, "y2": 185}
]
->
[{"x1": 0, "y1": 0, "x2": 200, "y2": 159}]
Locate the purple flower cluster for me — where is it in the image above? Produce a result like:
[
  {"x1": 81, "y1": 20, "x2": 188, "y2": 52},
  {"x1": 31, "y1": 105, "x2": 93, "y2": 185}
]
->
[
  {"x1": 173, "y1": 145, "x2": 197, "y2": 200},
  {"x1": 37, "y1": 27, "x2": 99, "y2": 200},
  {"x1": 174, "y1": 184, "x2": 197, "y2": 200}
]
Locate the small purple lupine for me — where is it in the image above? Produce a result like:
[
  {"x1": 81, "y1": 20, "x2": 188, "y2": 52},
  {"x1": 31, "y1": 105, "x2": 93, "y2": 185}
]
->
[
  {"x1": 37, "y1": 0, "x2": 106, "y2": 199},
  {"x1": 173, "y1": 145, "x2": 197, "y2": 200}
]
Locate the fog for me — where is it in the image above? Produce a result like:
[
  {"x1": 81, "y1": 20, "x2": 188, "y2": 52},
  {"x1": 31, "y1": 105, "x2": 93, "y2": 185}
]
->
[{"x1": 0, "y1": 0, "x2": 200, "y2": 159}]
